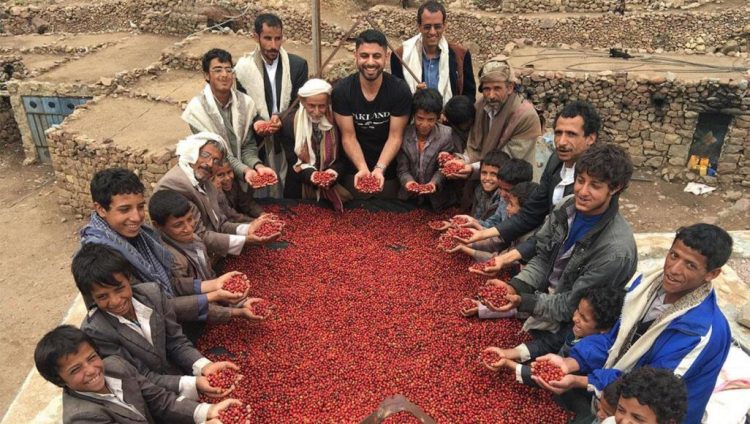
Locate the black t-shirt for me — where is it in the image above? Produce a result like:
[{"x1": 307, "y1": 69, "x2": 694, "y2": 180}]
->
[{"x1": 331, "y1": 72, "x2": 412, "y2": 179}]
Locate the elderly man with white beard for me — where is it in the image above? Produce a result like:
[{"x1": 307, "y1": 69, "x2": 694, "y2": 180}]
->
[
  {"x1": 278, "y1": 78, "x2": 351, "y2": 211},
  {"x1": 155, "y1": 132, "x2": 280, "y2": 259}
]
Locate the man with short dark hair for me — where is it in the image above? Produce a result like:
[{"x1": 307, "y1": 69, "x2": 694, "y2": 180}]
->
[
  {"x1": 467, "y1": 101, "x2": 601, "y2": 272},
  {"x1": 182, "y1": 48, "x2": 267, "y2": 215},
  {"x1": 332, "y1": 29, "x2": 412, "y2": 197},
  {"x1": 481, "y1": 143, "x2": 637, "y2": 364},
  {"x1": 391, "y1": 0, "x2": 476, "y2": 104},
  {"x1": 443, "y1": 95, "x2": 475, "y2": 150},
  {"x1": 234, "y1": 13, "x2": 309, "y2": 198},
  {"x1": 536, "y1": 223, "x2": 733, "y2": 424}
]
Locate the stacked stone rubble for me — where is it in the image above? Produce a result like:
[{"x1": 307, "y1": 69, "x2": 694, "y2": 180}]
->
[{"x1": 516, "y1": 66, "x2": 750, "y2": 186}]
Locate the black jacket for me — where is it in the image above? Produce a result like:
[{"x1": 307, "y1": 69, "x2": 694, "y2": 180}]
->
[{"x1": 496, "y1": 154, "x2": 573, "y2": 260}]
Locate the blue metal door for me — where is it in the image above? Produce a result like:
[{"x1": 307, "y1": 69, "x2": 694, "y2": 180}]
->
[{"x1": 22, "y1": 96, "x2": 90, "y2": 163}]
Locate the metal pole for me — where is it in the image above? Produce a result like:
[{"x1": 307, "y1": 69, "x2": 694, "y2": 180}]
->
[{"x1": 311, "y1": 0, "x2": 322, "y2": 76}]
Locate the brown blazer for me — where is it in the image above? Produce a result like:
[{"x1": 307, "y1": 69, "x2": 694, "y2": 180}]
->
[
  {"x1": 161, "y1": 236, "x2": 232, "y2": 323},
  {"x1": 155, "y1": 165, "x2": 243, "y2": 257},
  {"x1": 81, "y1": 283, "x2": 205, "y2": 394},
  {"x1": 62, "y1": 356, "x2": 198, "y2": 424},
  {"x1": 396, "y1": 123, "x2": 459, "y2": 210}
]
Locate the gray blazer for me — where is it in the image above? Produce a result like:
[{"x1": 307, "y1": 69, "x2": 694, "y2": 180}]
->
[
  {"x1": 81, "y1": 283, "x2": 205, "y2": 394},
  {"x1": 63, "y1": 355, "x2": 199, "y2": 424},
  {"x1": 155, "y1": 165, "x2": 243, "y2": 257},
  {"x1": 396, "y1": 123, "x2": 460, "y2": 210}
]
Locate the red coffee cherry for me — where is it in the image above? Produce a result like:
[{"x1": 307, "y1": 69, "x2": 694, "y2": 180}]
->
[
  {"x1": 407, "y1": 183, "x2": 433, "y2": 194},
  {"x1": 254, "y1": 220, "x2": 284, "y2": 238}
]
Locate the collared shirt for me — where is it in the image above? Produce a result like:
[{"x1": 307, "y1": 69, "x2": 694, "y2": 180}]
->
[
  {"x1": 552, "y1": 164, "x2": 575, "y2": 206},
  {"x1": 105, "y1": 298, "x2": 211, "y2": 400},
  {"x1": 421, "y1": 47, "x2": 441, "y2": 90},
  {"x1": 77, "y1": 376, "x2": 211, "y2": 424},
  {"x1": 264, "y1": 57, "x2": 280, "y2": 114},
  {"x1": 176, "y1": 165, "x2": 249, "y2": 256}
]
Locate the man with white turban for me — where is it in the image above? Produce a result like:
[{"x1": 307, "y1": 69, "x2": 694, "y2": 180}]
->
[
  {"x1": 278, "y1": 79, "x2": 350, "y2": 211},
  {"x1": 155, "y1": 132, "x2": 280, "y2": 259},
  {"x1": 445, "y1": 56, "x2": 541, "y2": 181}
]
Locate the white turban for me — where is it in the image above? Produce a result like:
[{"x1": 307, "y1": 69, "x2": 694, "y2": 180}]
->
[
  {"x1": 176, "y1": 132, "x2": 228, "y2": 186},
  {"x1": 294, "y1": 79, "x2": 333, "y2": 172},
  {"x1": 297, "y1": 78, "x2": 332, "y2": 98},
  {"x1": 176, "y1": 131, "x2": 227, "y2": 166}
]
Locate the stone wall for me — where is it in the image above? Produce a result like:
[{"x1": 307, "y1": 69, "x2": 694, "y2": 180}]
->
[
  {"x1": 0, "y1": 55, "x2": 28, "y2": 88},
  {"x1": 515, "y1": 67, "x2": 750, "y2": 186},
  {"x1": 468, "y1": 0, "x2": 718, "y2": 13},
  {"x1": 47, "y1": 100, "x2": 177, "y2": 215},
  {"x1": 0, "y1": 96, "x2": 21, "y2": 146},
  {"x1": 366, "y1": 6, "x2": 750, "y2": 59},
  {"x1": 6, "y1": 63, "x2": 161, "y2": 163}
]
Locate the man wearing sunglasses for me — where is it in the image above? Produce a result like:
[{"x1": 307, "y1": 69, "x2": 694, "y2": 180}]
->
[{"x1": 390, "y1": 0, "x2": 476, "y2": 104}]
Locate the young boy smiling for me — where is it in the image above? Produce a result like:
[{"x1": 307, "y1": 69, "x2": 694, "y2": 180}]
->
[
  {"x1": 149, "y1": 189, "x2": 268, "y2": 323},
  {"x1": 72, "y1": 243, "x2": 241, "y2": 399},
  {"x1": 34, "y1": 325, "x2": 243, "y2": 424}
]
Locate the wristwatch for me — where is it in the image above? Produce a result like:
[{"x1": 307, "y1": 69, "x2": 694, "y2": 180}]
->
[{"x1": 374, "y1": 163, "x2": 387, "y2": 171}]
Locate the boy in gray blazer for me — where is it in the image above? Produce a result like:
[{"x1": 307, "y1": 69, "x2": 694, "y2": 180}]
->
[
  {"x1": 72, "y1": 243, "x2": 240, "y2": 399},
  {"x1": 396, "y1": 88, "x2": 461, "y2": 210},
  {"x1": 34, "y1": 325, "x2": 245, "y2": 424}
]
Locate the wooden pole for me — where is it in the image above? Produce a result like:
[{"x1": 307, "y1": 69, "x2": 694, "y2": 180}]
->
[
  {"x1": 363, "y1": 16, "x2": 419, "y2": 82},
  {"x1": 311, "y1": 0, "x2": 322, "y2": 76}
]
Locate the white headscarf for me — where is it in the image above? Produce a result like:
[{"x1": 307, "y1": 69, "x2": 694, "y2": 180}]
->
[
  {"x1": 294, "y1": 79, "x2": 334, "y2": 171},
  {"x1": 176, "y1": 132, "x2": 228, "y2": 186}
]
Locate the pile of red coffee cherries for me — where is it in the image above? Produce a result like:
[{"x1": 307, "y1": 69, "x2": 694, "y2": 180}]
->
[
  {"x1": 250, "y1": 300, "x2": 273, "y2": 319},
  {"x1": 207, "y1": 368, "x2": 240, "y2": 391},
  {"x1": 533, "y1": 360, "x2": 566, "y2": 382},
  {"x1": 249, "y1": 173, "x2": 278, "y2": 189},
  {"x1": 253, "y1": 220, "x2": 284, "y2": 238},
  {"x1": 311, "y1": 171, "x2": 336, "y2": 187},
  {"x1": 355, "y1": 175, "x2": 381, "y2": 193},
  {"x1": 224, "y1": 274, "x2": 250, "y2": 295},
  {"x1": 218, "y1": 403, "x2": 252, "y2": 424},
  {"x1": 477, "y1": 284, "x2": 511, "y2": 308},
  {"x1": 437, "y1": 152, "x2": 454, "y2": 166},
  {"x1": 440, "y1": 161, "x2": 465, "y2": 176},
  {"x1": 480, "y1": 350, "x2": 503, "y2": 367},
  {"x1": 197, "y1": 205, "x2": 571, "y2": 422},
  {"x1": 406, "y1": 183, "x2": 433, "y2": 194},
  {"x1": 470, "y1": 257, "x2": 496, "y2": 272}
]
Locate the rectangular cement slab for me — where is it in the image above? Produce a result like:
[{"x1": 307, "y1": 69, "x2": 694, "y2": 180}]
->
[
  {"x1": 129, "y1": 69, "x2": 204, "y2": 104},
  {"x1": 37, "y1": 34, "x2": 181, "y2": 84},
  {"x1": 508, "y1": 47, "x2": 749, "y2": 81},
  {"x1": 0, "y1": 34, "x2": 59, "y2": 50},
  {"x1": 52, "y1": 32, "x2": 132, "y2": 49},
  {"x1": 18, "y1": 53, "x2": 65, "y2": 72},
  {"x1": 63, "y1": 96, "x2": 190, "y2": 151}
]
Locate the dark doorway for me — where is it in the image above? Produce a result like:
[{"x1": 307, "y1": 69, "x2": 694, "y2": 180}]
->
[{"x1": 688, "y1": 112, "x2": 732, "y2": 172}]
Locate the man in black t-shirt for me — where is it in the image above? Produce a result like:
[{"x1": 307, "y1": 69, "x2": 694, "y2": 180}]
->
[{"x1": 332, "y1": 29, "x2": 412, "y2": 197}]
